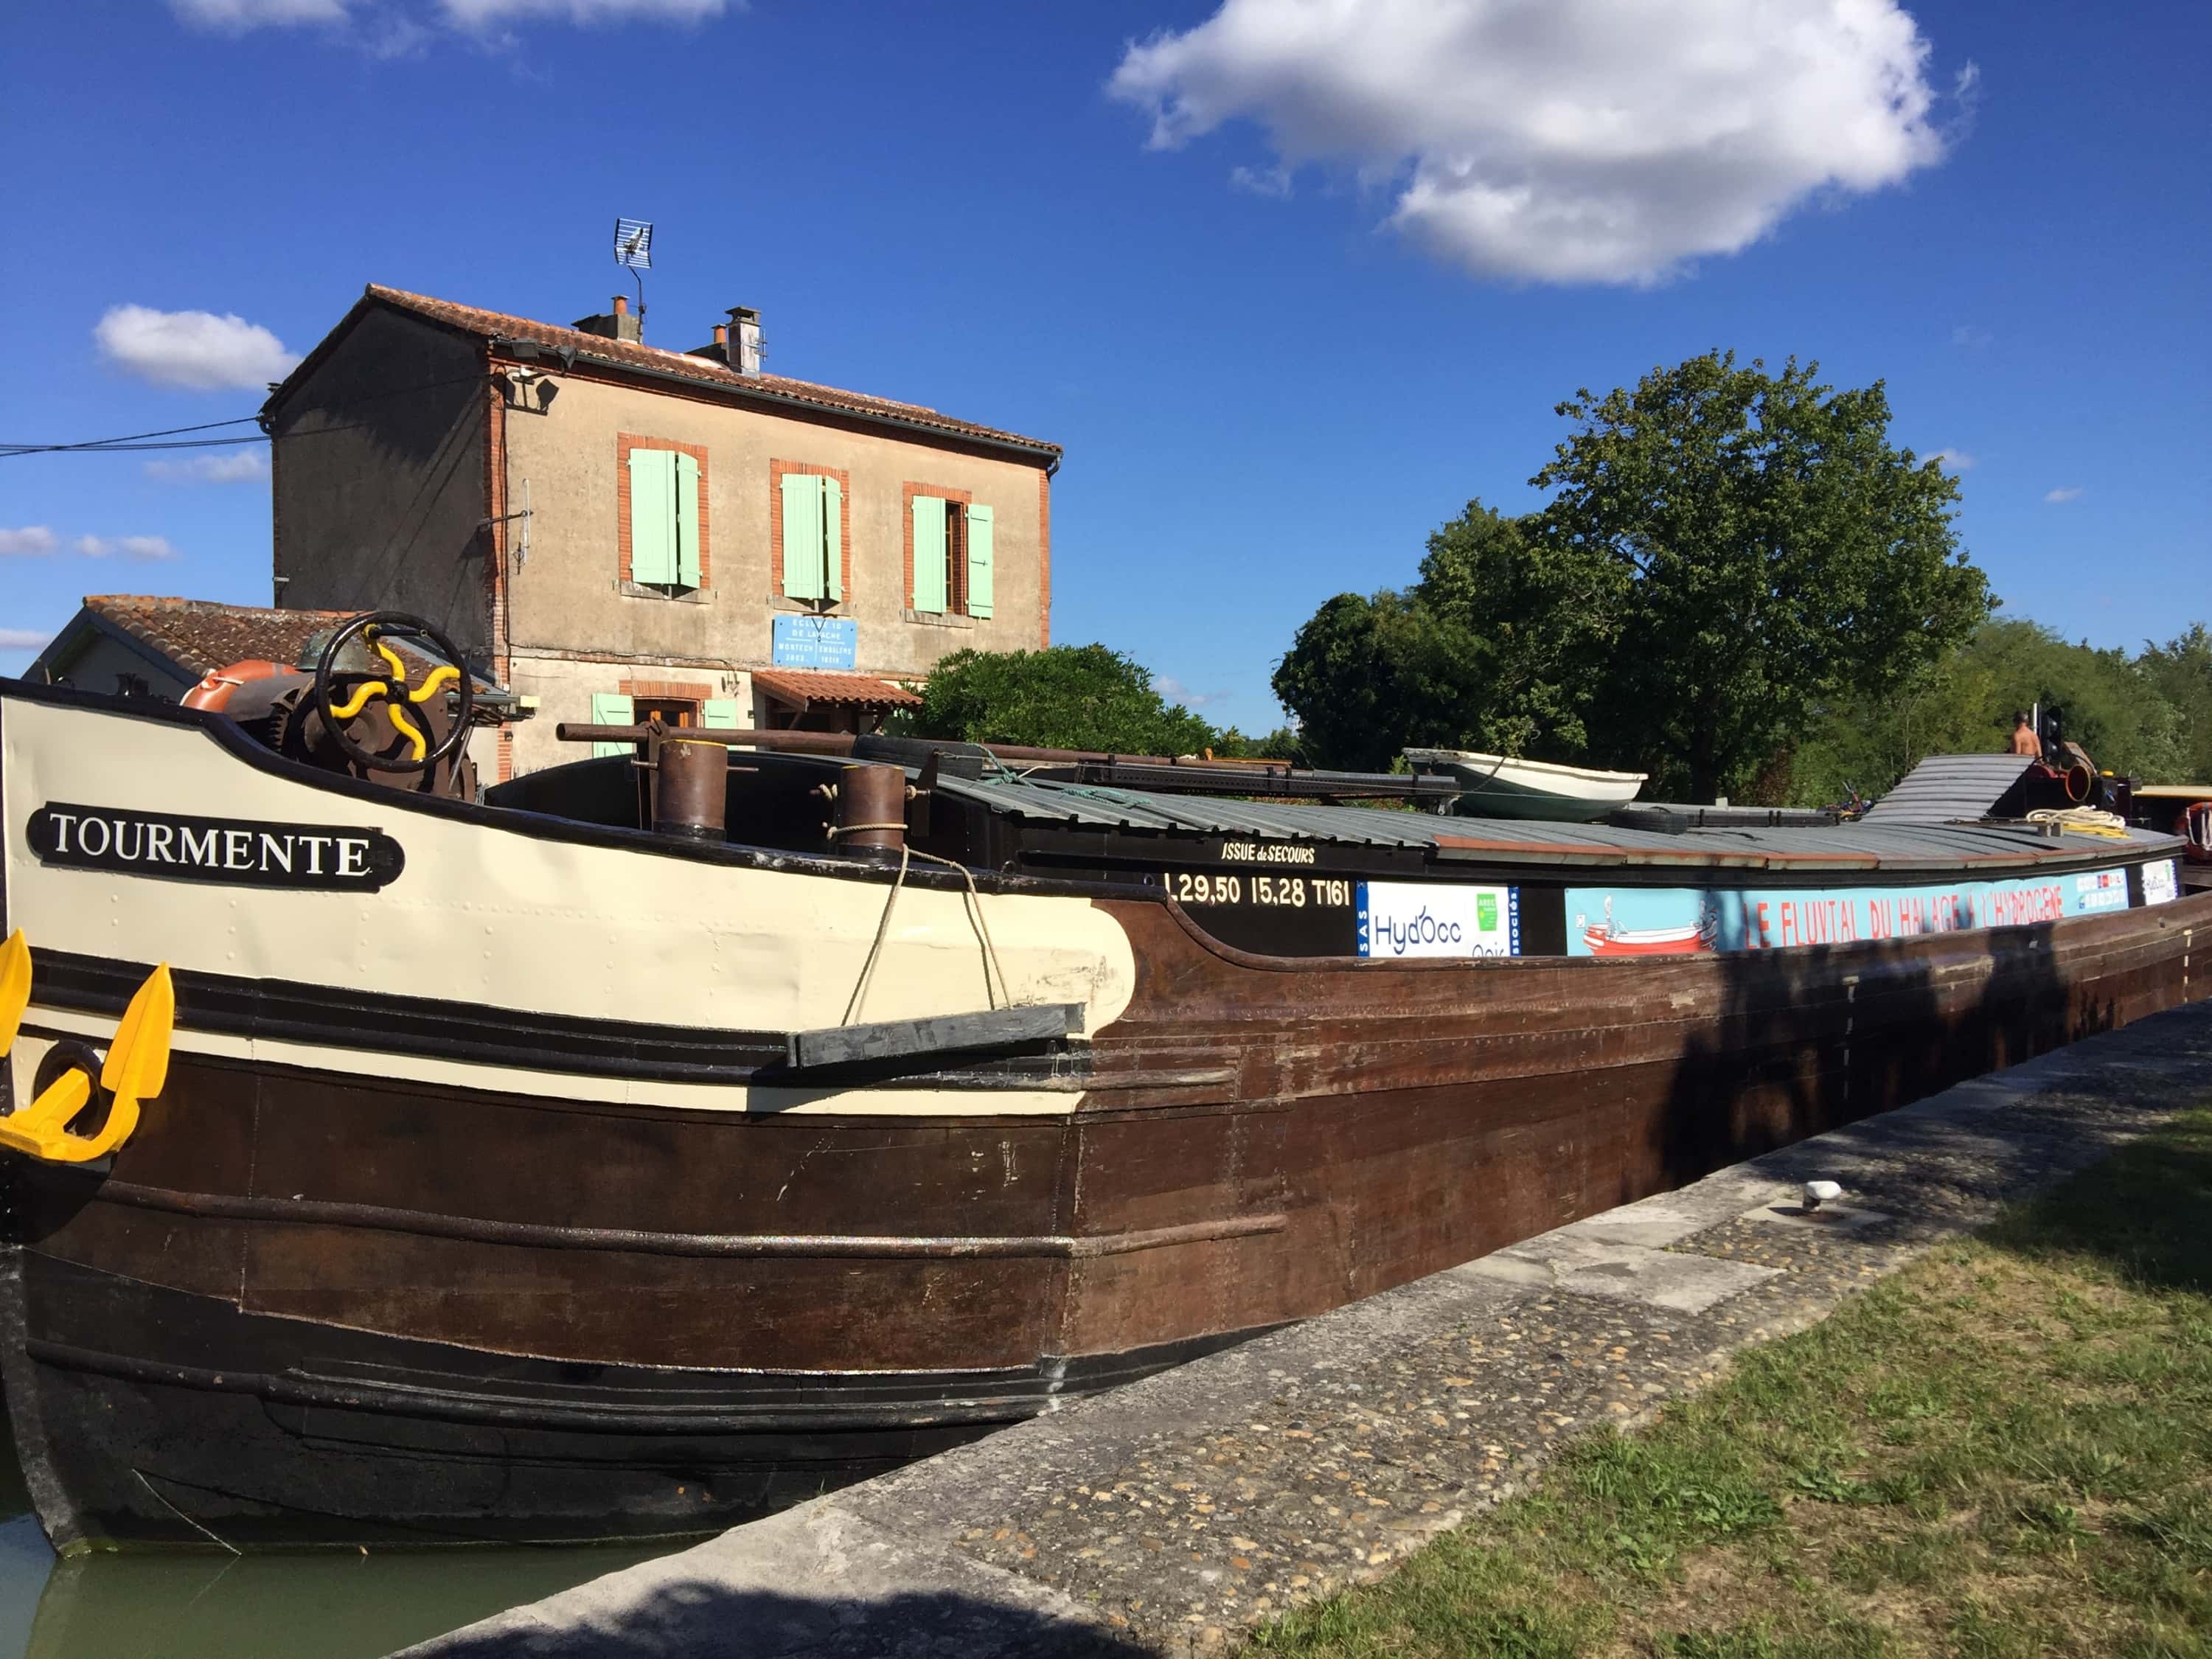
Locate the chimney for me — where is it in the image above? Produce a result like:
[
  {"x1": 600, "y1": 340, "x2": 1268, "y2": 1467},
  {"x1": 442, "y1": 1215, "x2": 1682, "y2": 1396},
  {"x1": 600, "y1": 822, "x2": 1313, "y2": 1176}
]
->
[
  {"x1": 728, "y1": 306, "x2": 764, "y2": 375},
  {"x1": 572, "y1": 293, "x2": 643, "y2": 344}
]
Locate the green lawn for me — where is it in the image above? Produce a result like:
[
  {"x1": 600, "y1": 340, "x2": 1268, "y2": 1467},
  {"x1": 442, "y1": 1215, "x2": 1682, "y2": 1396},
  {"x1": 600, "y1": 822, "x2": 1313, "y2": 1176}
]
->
[{"x1": 1248, "y1": 1108, "x2": 2212, "y2": 1658}]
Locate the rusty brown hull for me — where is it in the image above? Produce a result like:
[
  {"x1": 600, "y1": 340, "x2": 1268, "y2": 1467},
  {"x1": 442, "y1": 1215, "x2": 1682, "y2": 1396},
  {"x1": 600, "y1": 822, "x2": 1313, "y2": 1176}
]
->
[{"x1": 5, "y1": 887, "x2": 2204, "y2": 1546}]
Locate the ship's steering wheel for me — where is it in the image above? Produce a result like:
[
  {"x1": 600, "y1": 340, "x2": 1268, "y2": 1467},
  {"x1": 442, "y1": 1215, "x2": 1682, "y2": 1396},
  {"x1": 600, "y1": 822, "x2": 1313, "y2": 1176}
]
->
[{"x1": 313, "y1": 611, "x2": 476, "y2": 775}]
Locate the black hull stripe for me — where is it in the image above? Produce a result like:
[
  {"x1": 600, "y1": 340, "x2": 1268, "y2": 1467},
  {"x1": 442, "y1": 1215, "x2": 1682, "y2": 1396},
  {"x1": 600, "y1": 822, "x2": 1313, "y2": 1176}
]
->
[
  {"x1": 83, "y1": 1176, "x2": 1288, "y2": 1259},
  {"x1": 29, "y1": 947, "x2": 1089, "y2": 1090},
  {"x1": 24, "y1": 1338, "x2": 1060, "y2": 1434}
]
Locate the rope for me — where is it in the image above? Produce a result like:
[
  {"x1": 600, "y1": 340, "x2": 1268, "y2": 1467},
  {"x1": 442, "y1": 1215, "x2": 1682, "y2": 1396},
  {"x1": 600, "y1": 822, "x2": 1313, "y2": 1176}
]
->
[
  {"x1": 2027, "y1": 806, "x2": 2129, "y2": 839},
  {"x1": 841, "y1": 845, "x2": 1009, "y2": 1026},
  {"x1": 843, "y1": 845, "x2": 911, "y2": 1026}
]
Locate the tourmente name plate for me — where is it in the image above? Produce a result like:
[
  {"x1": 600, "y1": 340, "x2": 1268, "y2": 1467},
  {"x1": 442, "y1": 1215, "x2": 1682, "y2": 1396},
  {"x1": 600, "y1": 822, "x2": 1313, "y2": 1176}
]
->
[{"x1": 27, "y1": 801, "x2": 404, "y2": 892}]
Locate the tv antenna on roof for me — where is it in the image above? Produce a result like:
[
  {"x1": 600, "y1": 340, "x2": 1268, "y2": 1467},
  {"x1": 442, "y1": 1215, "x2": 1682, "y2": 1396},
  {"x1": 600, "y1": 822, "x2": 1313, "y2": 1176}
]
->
[{"x1": 613, "y1": 217, "x2": 653, "y2": 330}]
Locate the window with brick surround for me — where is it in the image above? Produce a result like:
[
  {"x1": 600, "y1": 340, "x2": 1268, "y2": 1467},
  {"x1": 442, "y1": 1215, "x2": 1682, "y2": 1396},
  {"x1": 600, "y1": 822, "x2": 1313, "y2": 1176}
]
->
[
  {"x1": 905, "y1": 485, "x2": 995, "y2": 619},
  {"x1": 617, "y1": 434, "x2": 710, "y2": 595},
  {"x1": 772, "y1": 463, "x2": 851, "y2": 608}
]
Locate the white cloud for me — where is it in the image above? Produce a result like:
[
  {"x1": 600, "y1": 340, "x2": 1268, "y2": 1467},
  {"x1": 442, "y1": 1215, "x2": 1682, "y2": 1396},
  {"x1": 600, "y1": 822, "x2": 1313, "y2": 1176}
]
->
[
  {"x1": 0, "y1": 629, "x2": 52, "y2": 652},
  {"x1": 74, "y1": 535, "x2": 181, "y2": 561},
  {"x1": 1230, "y1": 163, "x2": 1294, "y2": 199},
  {"x1": 95, "y1": 305, "x2": 299, "y2": 392},
  {"x1": 1929, "y1": 448, "x2": 1975, "y2": 471},
  {"x1": 2044, "y1": 487, "x2": 2084, "y2": 504},
  {"x1": 437, "y1": 0, "x2": 724, "y2": 23},
  {"x1": 1110, "y1": 0, "x2": 1969, "y2": 285},
  {"x1": 144, "y1": 450, "x2": 271, "y2": 484},
  {"x1": 0, "y1": 527, "x2": 58, "y2": 557},
  {"x1": 170, "y1": 0, "x2": 351, "y2": 24},
  {"x1": 1153, "y1": 675, "x2": 1227, "y2": 710},
  {"x1": 1951, "y1": 324, "x2": 1992, "y2": 348}
]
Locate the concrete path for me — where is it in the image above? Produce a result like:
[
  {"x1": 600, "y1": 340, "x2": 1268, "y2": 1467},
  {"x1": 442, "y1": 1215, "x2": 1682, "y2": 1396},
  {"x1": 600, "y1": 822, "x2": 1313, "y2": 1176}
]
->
[{"x1": 400, "y1": 1001, "x2": 2212, "y2": 1658}]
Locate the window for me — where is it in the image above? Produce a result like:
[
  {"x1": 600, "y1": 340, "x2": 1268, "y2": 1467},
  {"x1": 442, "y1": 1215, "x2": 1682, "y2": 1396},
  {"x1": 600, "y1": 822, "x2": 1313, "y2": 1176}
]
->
[
  {"x1": 114, "y1": 673, "x2": 151, "y2": 698},
  {"x1": 909, "y1": 493, "x2": 995, "y2": 619},
  {"x1": 590, "y1": 689, "x2": 737, "y2": 757},
  {"x1": 619, "y1": 436, "x2": 708, "y2": 594},
  {"x1": 779, "y1": 472, "x2": 844, "y2": 605}
]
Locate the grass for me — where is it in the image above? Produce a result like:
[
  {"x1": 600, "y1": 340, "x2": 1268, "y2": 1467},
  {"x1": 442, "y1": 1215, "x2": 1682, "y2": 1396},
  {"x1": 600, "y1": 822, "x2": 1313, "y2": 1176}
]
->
[{"x1": 1245, "y1": 1107, "x2": 2212, "y2": 1658}]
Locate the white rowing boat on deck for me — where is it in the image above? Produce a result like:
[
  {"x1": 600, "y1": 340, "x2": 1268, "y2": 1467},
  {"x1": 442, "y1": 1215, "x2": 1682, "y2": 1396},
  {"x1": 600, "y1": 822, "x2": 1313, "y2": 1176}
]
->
[{"x1": 1403, "y1": 748, "x2": 1649, "y2": 822}]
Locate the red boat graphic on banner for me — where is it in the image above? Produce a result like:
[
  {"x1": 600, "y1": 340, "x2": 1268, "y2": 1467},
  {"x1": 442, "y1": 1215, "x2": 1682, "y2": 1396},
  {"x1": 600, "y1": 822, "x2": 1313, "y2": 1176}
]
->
[{"x1": 1576, "y1": 896, "x2": 1719, "y2": 956}]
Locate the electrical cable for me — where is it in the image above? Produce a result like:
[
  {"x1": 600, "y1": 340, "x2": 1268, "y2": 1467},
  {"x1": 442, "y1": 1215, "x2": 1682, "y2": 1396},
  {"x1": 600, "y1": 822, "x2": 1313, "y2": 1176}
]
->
[{"x1": 0, "y1": 414, "x2": 263, "y2": 454}]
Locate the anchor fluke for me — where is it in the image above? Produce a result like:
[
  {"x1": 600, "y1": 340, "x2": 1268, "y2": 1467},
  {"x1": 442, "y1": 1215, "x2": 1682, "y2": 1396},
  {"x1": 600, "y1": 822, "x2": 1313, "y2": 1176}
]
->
[{"x1": 0, "y1": 957, "x2": 172, "y2": 1164}]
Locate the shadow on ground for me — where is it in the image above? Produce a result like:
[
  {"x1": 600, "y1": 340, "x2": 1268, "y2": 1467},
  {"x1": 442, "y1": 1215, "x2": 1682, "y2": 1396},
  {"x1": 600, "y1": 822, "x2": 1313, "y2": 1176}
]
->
[
  {"x1": 413, "y1": 1582, "x2": 1152, "y2": 1659},
  {"x1": 1986, "y1": 1106, "x2": 2212, "y2": 1295}
]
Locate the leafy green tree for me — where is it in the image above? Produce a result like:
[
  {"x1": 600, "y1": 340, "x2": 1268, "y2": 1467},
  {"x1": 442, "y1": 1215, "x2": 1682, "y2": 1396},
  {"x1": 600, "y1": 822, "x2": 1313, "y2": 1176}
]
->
[
  {"x1": 1271, "y1": 590, "x2": 1492, "y2": 771},
  {"x1": 1413, "y1": 498, "x2": 1614, "y2": 759},
  {"x1": 1788, "y1": 618, "x2": 2191, "y2": 804},
  {"x1": 1207, "y1": 726, "x2": 1304, "y2": 761},
  {"x1": 1536, "y1": 352, "x2": 1991, "y2": 802},
  {"x1": 2140, "y1": 624, "x2": 2212, "y2": 782},
  {"x1": 895, "y1": 644, "x2": 1217, "y2": 755}
]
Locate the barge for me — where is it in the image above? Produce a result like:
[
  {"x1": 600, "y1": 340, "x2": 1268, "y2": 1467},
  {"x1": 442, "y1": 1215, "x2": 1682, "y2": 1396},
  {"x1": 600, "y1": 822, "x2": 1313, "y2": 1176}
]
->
[{"x1": 1, "y1": 613, "x2": 2204, "y2": 1547}]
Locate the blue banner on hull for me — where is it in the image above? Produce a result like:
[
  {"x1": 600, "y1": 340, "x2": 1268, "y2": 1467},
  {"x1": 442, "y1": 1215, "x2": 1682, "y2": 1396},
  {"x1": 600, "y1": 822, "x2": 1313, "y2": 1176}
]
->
[{"x1": 1566, "y1": 866, "x2": 2138, "y2": 959}]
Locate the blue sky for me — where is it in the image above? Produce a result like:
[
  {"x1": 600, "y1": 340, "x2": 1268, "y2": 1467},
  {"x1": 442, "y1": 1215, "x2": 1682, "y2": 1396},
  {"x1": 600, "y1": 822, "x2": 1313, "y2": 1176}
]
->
[{"x1": 4, "y1": 0, "x2": 2206, "y2": 732}]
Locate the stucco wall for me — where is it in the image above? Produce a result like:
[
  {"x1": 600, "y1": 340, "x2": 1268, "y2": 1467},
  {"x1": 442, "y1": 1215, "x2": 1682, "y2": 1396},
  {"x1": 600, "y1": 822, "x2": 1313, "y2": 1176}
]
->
[
  {"x1": 498, "y1": 652, "x2": 757, "y2": 778},
  {"x1": 499, "y1": 372, "x2": 1048, "y2": 678},
  {"x1": 271, "y1": 310, "x2": 490, "y2": 655},
  {"x1": 36, "y1": 635, "x2": 196, "y2": 699}
]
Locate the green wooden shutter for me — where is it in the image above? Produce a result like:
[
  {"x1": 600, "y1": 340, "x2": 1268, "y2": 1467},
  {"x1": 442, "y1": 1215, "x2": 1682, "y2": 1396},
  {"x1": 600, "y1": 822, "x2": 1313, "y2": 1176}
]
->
[
  {"x1": 820, "y1": 476, "x2": 844, "y2": 602},
  {"x1": 966, "y1": 503, "x2": 995, "y2": 619},
  {"x1": 911, "y1": 495, "x2": 948, "y2": 613},
  {"x1": 673, "y1": 452, "x2": 701, "y2": 588},
  {"x1": 590, "y1": 692, "x2": 633, "y2": 759},
  {"x1": 701, "y1": 698, "x2": 740, "y2": 732},
  {"x1": 628, "y1": 449, "x2": 677, "y2": 585},
  {"x1": 780, "y1": 473, "x2": 822, "y2": 600}
]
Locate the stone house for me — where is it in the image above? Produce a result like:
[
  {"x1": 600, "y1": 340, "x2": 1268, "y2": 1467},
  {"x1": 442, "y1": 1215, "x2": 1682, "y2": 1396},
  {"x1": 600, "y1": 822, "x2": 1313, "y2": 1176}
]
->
[{"x1": 262, "y1": 285, "x2": 1061, "y2": 777}]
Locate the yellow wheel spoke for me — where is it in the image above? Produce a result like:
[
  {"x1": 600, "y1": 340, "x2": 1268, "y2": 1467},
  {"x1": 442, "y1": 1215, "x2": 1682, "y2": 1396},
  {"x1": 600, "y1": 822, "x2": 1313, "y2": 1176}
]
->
[
  {"x1": 386, "y1": 703, "x2": 430, "y2": 762},
  {"x1": 329, "y1": 679, "x2": 389, "y2": 720},
  {"x1": 408, "y1": 664, "x2": 461, "y2": 704}
]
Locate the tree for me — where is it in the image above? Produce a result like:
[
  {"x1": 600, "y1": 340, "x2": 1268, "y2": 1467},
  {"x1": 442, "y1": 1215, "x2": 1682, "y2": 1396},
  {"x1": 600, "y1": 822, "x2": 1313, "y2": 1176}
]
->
[
  {"x1": 1787, "y1": 619, "x2": 2191, "y2": 805},
  {"x1": 2140, "y1": 624, "x2": 2212, "y2": 782},
  {"x1": 1413, "y1": 498, "x2": 1614, "y2": 759},
  {"x1": 895, "y1": 644, "x2": 1217, "y2": 755},
  {"x1": 1535, "y1": 352, "x2": 1990, "y2": 801},
  {"x1": 1271, "y1": 590, "x2": 1489, "y2": 771},
  {"x1": 1273, "y1": 500, "x2": 1604, "y2": 771}
]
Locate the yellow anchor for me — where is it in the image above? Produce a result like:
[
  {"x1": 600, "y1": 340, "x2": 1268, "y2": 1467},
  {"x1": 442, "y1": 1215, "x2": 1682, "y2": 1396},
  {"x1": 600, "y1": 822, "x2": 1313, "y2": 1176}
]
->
[{"x1": 0, "y1": 929, "x2": 173, "y2": 1164}]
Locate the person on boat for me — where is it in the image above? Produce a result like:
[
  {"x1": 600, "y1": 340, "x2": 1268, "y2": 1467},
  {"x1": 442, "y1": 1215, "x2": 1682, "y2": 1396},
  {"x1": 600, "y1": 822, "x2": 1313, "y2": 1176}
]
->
[{"x1": 2008, "y1": 712, "x2": 2042, "y2": 758}]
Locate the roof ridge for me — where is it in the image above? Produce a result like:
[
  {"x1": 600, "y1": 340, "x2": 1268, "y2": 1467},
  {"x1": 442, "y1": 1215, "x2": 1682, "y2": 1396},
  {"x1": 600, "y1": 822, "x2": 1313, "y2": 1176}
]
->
[{"x1": 355, "y1": 284, "x2": 1054, "y2": 456}]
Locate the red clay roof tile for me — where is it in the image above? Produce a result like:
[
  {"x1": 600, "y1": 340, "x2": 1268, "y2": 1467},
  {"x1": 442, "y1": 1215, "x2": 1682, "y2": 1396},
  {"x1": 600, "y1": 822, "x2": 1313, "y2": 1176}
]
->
[
  {"x1": 357, "y1": 285, "x2": 1059, "y2": 458},
  {"x1": 751, "y1": 667, "x2": 922, "y2": 709},
  {"x1": 83, "y1": 595, "x2": 357, "y2": 678}
]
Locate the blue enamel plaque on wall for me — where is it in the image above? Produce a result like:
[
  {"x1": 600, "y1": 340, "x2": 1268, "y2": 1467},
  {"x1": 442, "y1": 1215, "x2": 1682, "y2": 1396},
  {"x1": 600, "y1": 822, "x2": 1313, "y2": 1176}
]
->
[{"x1": 771, "y1": 616, "x2": 858, "y2": 669}]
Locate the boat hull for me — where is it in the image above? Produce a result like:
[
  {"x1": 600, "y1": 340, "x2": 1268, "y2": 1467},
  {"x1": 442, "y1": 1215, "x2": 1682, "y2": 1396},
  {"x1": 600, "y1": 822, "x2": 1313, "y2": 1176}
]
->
[
  {"x1": 2, "y1": 684, "x2": 2207, "y2": 1545},
  {"x1": 5, "y1": 888, "x2": 2205, "y2": 1545}
]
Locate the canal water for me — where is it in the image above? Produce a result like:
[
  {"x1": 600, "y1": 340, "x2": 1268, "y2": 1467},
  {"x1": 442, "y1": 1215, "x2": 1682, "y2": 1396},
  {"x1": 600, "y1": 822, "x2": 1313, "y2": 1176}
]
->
[{"x1": 0, "y1": 1397, "x2": 683, "y2": 1658}]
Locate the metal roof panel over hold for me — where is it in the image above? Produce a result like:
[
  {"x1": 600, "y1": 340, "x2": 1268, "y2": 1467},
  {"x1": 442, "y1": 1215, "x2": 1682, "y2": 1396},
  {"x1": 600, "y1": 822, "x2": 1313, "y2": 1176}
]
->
[
  {"x1": 931, "y1": 772, "x2": 2185, "y2": 874},
  {"x1": 1861, "y1": 753, "x2": 2037, "y2": 824}
]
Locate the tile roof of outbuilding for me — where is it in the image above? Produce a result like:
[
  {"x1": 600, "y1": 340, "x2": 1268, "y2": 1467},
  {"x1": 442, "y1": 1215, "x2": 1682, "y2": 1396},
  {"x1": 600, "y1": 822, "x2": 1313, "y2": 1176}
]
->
[
  {"x1": 81, "y1": 595, "x2": 357, "y2": 678},
  {"x1": 310, "y1": 285, "x2": 1060, "y2": 459},
  {"x1": 751, "y1": 668, "x2": 922, "y2": 710}
]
